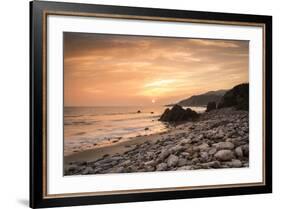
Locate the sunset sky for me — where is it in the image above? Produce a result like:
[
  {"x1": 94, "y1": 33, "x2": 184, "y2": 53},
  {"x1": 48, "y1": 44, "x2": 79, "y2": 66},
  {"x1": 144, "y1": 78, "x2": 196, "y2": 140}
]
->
[{"x1": 64, "y1": 32, "x2": 249, "y2": 107}]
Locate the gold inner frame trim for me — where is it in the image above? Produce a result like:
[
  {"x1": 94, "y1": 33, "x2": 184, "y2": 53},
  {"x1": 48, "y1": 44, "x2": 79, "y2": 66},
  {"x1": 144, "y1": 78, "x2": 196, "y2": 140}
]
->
[{"x1": 42, "y1": 10, "x2": 266, "y2": 199}]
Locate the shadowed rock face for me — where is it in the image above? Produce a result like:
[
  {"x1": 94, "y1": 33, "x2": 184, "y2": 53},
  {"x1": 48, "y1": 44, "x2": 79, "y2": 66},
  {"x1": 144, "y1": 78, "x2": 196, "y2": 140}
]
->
[
  {"x1": 206, "y1": 101, "x2": 217, "y2": 112},
  {"x1": 159, "y1": 105, "x2": 198, "y2": 122},
  {"x1": 218, "y1": 83, "x2": 249, "y2": 111}
]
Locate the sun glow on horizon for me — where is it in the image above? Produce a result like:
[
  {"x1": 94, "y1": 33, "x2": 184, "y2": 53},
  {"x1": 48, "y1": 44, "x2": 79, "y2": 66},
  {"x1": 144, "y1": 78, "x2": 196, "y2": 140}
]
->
[
  {"x1": 138, "y1": 79, "x2": 190, "y2": 99},
  {"x1": 144, "y1": 79, "x2": 177, "y2": 88}
]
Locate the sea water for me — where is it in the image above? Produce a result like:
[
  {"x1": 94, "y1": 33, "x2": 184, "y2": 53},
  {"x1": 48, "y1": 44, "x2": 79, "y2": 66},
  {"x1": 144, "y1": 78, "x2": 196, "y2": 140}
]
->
[{"x1": 64, "y1": 106, "x2": 206, "y2": 156}]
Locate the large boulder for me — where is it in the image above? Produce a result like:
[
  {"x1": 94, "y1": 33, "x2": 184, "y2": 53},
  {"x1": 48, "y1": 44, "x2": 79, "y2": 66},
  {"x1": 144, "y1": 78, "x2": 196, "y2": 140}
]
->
[
  {"x1": 206, "y1": 101, "x2": 216, "y2": 112},
  {"x1": 214, "y1": 150, "x2": 234, "y2": 161},
  {"x1": 156, "y1": 163, "x2": 168, "y2": 171},
  {"x1": 159, "y1": 105, "x2": 198, "y2": 122},
  {"x1": 218, "y1": 83, "x2": 249, "y2": 110},
  {"x1": 167, "y1": 154, "x2": 179, "y2": 167}
]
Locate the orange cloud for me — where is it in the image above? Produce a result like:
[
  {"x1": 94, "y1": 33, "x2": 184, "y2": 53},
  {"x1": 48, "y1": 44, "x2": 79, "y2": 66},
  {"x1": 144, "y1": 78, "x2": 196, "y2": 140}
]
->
[{"x1": 64, "y1": 32, "x2": 249, "y2": 106}]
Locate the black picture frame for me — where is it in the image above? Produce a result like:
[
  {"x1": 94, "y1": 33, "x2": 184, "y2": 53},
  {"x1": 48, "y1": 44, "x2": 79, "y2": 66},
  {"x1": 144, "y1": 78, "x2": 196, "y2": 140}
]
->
[{"x1": 30, "y1": 1, "x2": 272, "y2": 208}]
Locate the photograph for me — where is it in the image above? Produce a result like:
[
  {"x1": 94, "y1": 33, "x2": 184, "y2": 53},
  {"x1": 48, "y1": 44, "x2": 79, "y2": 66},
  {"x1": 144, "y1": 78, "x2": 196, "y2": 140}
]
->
[
  {"x1": 63, "y1": 32, "x2": 250, "y2": 176},
  {"x1": 29, "y1": 1, "x2": 272, "y2": 207}
]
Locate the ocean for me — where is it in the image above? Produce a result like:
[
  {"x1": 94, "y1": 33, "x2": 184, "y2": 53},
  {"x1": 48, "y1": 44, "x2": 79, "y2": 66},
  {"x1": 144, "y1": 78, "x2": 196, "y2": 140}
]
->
[{"x1": 64, "y1": 106, "x2": 206, "y2": 156}]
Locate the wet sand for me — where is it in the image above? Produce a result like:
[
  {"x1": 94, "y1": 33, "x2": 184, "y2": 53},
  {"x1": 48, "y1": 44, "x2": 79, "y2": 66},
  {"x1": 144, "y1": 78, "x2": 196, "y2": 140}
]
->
[{"x1": 64, "y1": 126, "x2": 187, "y2": 164}]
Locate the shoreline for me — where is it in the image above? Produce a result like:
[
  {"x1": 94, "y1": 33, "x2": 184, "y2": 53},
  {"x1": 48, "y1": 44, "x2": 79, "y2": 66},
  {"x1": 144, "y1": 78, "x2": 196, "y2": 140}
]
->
[
  {"x1": 64, "y1": 107, "x2": 249, "y2": 175},
  {"x1": 64, "y1": 126, "x2": 188, "y2": 163}
]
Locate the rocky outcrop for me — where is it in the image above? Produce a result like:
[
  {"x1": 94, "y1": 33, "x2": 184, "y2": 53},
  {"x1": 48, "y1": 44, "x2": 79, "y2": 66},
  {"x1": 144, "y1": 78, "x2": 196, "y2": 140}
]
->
[
  {"x1": 218, "y1": 83, "x2": 249, "y2": 110},
  {"x1": 206, "y1": 101, "x2": 217, "y2": 112},
  {"x1": 159, "y1": 105, "x2": 198, "y2": 122}
]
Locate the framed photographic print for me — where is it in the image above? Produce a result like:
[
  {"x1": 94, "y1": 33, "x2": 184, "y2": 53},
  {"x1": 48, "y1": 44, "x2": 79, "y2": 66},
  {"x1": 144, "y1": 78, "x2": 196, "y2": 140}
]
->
[{"x1": 30, "y1": 0, "x2": 272, "y2": 208}]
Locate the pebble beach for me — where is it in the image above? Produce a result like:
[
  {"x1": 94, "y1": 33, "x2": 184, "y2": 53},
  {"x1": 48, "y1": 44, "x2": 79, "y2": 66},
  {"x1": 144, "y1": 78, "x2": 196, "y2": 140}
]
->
[{"x1": 64, "y1": 107, "x2": 249, "y2": 175}]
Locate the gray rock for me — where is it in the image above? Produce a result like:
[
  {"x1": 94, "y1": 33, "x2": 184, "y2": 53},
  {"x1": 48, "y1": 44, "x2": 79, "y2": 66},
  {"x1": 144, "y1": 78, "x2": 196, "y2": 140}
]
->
[
  {"x1": 178, "y1": 158, "x2": 188, "y2": 166},
  {"x1": 113, "y1": 166, "x2": 125, "y2": 173},
  {"x1": 156, "y1": 163, "x2": 168, "y2": 171},
  {"x1": 65, "y1": 164, "x2": 79, "y2": 173},
  {"x1": 127, "y1": 165, "x2": 138, "y2": 172},
  {"x1": 96, "y1": 157, "x2": 120, "y2": 165},
  {"x1": 200, "y1": 152, "x2": 209, "y2": 161},
  {"x1": 195, "y1": 143, "x2": 210, "y2": 151},
  {"x1": 225, "y1": 138, "x2": 233, "y2": 142},
  {"x1": 170, "y1": 144, "x2": 185, "y2": 153},
  {"x1": 158, "y1": 149, "x2": 170, "y2": 161},
  {"x1": 177, "y1": 165, "x2": 192, "y2": 170},
  {"x1": 243, "y1": 162, "x2": 249, "y2": 167},
  {"x1": 97, "y1": 162, "x2": 117, "y2": 170},
  {"x1": 213, "y1": 142, "x2": 235, "y2": 150},
  {"x1": 192, "y1": 165, "x2": 202, "y2": 169},
  {"x1": 229, "y1": 136, "x2": 243, "y2": 142},
  {"x1": 238, "y1": 130, "x2": 244, "y2": 136},
  {"x1": 198, "y1": 134, "x2": 204, "y2": 140},
  {"x1": 231, "y1": 159, "x2": 242, "y2": 168},
  {"x1": 180, "y1": 152, "x2": 191, "y2": 157},
  {"x1": 93, "y1": 167, "x2": 103, "y2": 173},
  {"x1": 242, "y1": 144, "x2": 249, "y2": 156},
  {"x1": 146, "y1": 151, "x2": 155, "y2": 159},
  {"x1": 144, "y1": 160, "x2": 156, "y2": 167},
  {"x1": 145, "y1": 166, "x2": 155, "y2": 172},
  {"x1": 208, "y1": 147, "x2": 217, "y2": 155},
  {"x1": 191, "y1": 157, "x2": 200, "y2": 165},
  {"x1": 167, "y1": 154, "x2": 179, "y2": 167},
  {"x1": 235, "y1": 146, "x2": 243, "y2": 158},
  {"x1": 180, "y1": 138, "x2": 192, "y2": 145},
  {"x1": 129, "y1": 145, "x2": 138, "y2": 151},
  {"x1": 77, "y1": 161, "x2": 88, "y2": 166},
  {"x1": 212, "y1": 130, "x2": 225, "y2": 139},
  {"x1": 109, "y1": 160, "x2": 119, "y2": 167},
  {"x1": 82, "y1": 167, "x2": 95, "y2": 174},
  {"x1": 201, "y1": 161, "x2": 221, "y2": 169},
  {"x1": 192, "y1": 134, "x2": 204, "y2": 143},
  {"x1": 120, "y1": 160, "x2": 131, "y2": 166},
  {"x1": 214, "y1": 150, "x2": 234, "y2": 161}
]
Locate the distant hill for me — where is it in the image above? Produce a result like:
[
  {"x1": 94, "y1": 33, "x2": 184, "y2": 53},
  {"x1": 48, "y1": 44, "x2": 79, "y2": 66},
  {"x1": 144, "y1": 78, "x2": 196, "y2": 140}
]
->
[
  {"x1": 176, "y1": 89, "x2": 228, "y2": 107},
  {"x1": 203, "y1": 89, "x2": 228, "y2": 96}
]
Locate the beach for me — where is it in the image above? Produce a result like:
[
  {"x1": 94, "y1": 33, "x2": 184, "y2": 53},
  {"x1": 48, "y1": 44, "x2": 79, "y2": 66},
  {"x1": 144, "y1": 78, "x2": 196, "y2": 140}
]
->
[
  {"x1": 64, "y1": 107, "x2": 249, "y2": 175},
  {"x1": 64, "y1": 105, "x2": 205, "y2": 156}
]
